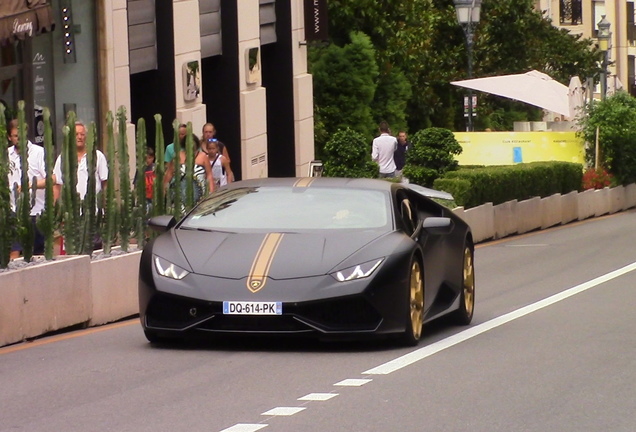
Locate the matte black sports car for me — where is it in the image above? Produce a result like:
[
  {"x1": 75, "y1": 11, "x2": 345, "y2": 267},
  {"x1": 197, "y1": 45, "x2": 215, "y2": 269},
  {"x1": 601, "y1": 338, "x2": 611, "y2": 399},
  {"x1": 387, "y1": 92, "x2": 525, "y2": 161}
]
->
[{"x1": 139, "y1": 177, "x2": 475, "y2": 345}]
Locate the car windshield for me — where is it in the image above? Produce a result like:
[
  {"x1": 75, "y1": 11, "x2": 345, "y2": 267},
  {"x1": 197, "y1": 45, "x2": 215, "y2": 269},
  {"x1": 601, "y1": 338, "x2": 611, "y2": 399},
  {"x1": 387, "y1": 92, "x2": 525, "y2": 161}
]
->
[{"x1": 180, "y1": 186, "x2": 392, "y2": 231}]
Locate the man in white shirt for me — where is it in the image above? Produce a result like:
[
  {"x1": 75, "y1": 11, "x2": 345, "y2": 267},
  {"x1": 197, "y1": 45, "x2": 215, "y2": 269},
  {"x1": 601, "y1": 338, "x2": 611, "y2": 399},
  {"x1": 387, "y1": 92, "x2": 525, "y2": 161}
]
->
[
  {"x1": 6, "y1": 119, "x2": 47, "y2": 257},
  {"x1": 53, "y1": 121, "x2": 108, "y2": 201},
  {"x1": 371, "y1": 121, "x2": 397, "y2": 178}
]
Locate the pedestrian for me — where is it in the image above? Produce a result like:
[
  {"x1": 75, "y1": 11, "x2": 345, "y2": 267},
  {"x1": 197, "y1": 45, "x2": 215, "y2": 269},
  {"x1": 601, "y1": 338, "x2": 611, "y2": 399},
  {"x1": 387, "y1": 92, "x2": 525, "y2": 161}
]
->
[
  {"x1": 164, "y1": 123, "x2": 187, "y2": 166},
  {"x1": 53, "y1": 121, "x2": 109, "y2": 202},
  {"x1": 394, "y1": 130, "x2": 410, "y2": 180},
  {"x1": 207, "y1": 138, "x2": 233, "y2": 189},
  {"x1": 164, "y1": 134, "x2": 214, "y2": 203},
  {"x1": 202, "y1": 122, "x2": 231, "y2": 163},
  {"x1": 6, "y1": 119, "x2": 47, "y2": 258},
  {"x1": 132, "y1": 146, "x2": 156, "y2": 211},
  {"x1": 371, "y1": 121, "x2": 397, "y2": 178}
]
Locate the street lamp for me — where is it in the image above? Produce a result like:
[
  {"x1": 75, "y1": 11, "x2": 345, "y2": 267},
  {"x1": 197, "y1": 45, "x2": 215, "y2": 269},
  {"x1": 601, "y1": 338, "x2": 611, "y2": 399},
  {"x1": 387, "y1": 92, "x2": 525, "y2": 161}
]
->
[
  {"x1": 454, "y1": 0, "x2": 481, "y2": 132},
  {"x1": 597, "y1": 15, "x2": 611, "y2": 101}
]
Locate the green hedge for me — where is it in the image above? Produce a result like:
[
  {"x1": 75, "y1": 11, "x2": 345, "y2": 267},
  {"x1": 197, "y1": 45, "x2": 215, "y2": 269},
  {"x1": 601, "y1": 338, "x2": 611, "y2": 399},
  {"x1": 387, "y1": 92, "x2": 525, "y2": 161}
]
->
[{"x1": 433, "y1": 162, "x2": 583, "y2": 208}]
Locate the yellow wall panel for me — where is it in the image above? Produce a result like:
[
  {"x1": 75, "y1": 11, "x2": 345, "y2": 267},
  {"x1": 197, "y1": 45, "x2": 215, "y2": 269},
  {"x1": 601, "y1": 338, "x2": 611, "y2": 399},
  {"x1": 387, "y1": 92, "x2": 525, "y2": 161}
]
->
[{"x1": 454, "y1": 132, "x2": 585, "y2": 166}]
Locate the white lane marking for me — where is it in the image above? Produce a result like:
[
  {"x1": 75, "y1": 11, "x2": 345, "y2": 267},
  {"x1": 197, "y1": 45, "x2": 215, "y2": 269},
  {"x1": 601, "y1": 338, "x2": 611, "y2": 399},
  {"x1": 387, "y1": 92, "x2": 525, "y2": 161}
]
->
[
  {"x1": 334, "y1": 378, "x2": 372, "y2": 386},
  {"x1": 298, "y1": 393, "x2": 339, "y2": 401},
  {"x1": 364, "y1": 261, "x2": 636, "y2": 375},
  {"x1": 261, "y1": 407, "x2": 306, "y2": 416},
  {"x1": 219, "y1": 424, "x2": 268, "y2": 432}
]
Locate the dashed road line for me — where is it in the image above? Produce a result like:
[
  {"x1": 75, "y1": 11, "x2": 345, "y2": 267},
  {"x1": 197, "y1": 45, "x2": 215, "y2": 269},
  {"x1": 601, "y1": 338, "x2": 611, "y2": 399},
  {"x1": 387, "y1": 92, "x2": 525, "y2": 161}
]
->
[
  {"x1": 334, "y1": 378, "x2": 372, "y2": 386},
  {"x1": 219, "y1": 424, "x2": 268, "y2": 432},
  {"x1": 261, "y1": 407, "x2": 306, "y2": 416},
  {"x1": 298, "y1": 393, "x2": 339, "y2": 401}
]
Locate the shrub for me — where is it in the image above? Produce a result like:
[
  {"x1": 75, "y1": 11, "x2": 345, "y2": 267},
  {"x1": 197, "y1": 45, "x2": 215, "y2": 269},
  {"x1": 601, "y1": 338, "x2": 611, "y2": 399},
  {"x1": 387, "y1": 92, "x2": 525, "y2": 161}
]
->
[
  {"x1": 432, "y1": 178, "x2": 471, "y2": 207},
  {"x1": 578, "y1": 91, "x2": 636, "y2": 185},
  {"x1": 323, "y1": 127, "x2": 378, "y2": 178},
  {"x1": 442, "y1": 162, "x2": 583, "y2": 208},
  {"x1": 582, "y1": 167, "x2": 613, "y2": 190},
  {"x1": 402, "y1": 127, "x2": 462, "y2": 187}
]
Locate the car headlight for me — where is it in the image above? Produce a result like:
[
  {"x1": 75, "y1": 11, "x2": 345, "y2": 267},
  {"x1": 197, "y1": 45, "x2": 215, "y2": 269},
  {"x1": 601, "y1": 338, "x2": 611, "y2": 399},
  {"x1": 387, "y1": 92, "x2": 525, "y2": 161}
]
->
[
  {"x1": 154, "y1": 255, "x2": 190, "y2": 280},
  {"x1": 331, "y1": 259, "x2": 383, "y2": 282}
]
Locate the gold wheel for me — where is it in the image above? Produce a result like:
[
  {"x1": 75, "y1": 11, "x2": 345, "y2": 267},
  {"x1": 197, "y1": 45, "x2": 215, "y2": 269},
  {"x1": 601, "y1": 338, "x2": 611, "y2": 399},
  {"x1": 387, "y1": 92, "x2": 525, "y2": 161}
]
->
[
  {"x1": 451, "y1": 245, "x2": 475, "y2": 325},
  {"x1": 409, "y1": 260, "x2": 424, "y2": 341},
  {"x1": 462, "y1": 247, "x2": 475, "y2": 316}
]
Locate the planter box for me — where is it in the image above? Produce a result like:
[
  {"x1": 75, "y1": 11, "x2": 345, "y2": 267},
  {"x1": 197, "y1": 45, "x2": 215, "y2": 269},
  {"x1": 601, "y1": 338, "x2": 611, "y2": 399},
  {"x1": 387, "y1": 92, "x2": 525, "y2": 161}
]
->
[
  {"x1": 453, "y1": 202, "x2": 495, "y2": 243},
  {"x1": 517, "y1": 197, "x2": 542, "y2": 234},
  {"x1": 89, "y1": 250, "x2": 142, "y2": 326},
  {"x1": 540, "y1": 193, "x2": 562, "y2": 229},
  {"x1": 561, "y1": 191, "x2": 578, "y2": 225},
  {"x1": 578, "y1": 189, "x2": 595, "y2": 220},
  {"x1": 493, "y1": 200, "x2": 518, "y2": 239},
  {"x1": 0, "y1": 255, "x2": 91, "y2": 347}
]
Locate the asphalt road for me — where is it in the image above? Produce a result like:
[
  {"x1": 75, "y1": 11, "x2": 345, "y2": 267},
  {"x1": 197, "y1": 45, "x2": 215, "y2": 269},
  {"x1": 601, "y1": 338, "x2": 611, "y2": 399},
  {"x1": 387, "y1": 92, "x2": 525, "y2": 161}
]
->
[{"x1": 2, "y1": 210, "x2": 635, "y2": 432}]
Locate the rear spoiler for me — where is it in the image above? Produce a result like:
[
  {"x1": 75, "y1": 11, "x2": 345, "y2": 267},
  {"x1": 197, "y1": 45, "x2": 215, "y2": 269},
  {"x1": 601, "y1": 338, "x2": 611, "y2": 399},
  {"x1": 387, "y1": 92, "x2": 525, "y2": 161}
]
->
[{"x1": 405, "y1": 184, "x2": 454, "y2": 201}]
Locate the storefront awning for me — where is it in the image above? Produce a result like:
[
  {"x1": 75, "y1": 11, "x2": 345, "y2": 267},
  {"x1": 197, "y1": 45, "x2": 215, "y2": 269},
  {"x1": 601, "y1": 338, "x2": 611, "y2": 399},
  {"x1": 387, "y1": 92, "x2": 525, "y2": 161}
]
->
[{"x1": 0, "y1": 0, "x2": 54, "y2": 44}]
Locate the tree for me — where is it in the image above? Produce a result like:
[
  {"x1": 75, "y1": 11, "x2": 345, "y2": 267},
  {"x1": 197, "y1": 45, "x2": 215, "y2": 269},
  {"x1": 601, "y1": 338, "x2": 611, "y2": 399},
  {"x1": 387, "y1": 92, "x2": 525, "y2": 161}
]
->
[
  {"x1": 371, "y1": 66, "x2": 412, "y2": 134},
  {"x1": 310, "y1": 32, "x2": 379, "y2": 155},
  {"x1": 402, "y1": 127, "x2": 462, "y2": 187},
  {"x1": 578, "y1": 91, "x2": 636, "y2": 185},
  {"x1": 316, "y1": 0, "x2": 601, "y2": 132}
]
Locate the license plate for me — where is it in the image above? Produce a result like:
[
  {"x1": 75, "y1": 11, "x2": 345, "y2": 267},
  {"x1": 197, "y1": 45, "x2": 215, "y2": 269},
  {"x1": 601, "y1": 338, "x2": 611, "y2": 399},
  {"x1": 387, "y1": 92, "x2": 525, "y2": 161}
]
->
[{"x1": 223, "y1": 301, "x2": 282, "y2": 315}]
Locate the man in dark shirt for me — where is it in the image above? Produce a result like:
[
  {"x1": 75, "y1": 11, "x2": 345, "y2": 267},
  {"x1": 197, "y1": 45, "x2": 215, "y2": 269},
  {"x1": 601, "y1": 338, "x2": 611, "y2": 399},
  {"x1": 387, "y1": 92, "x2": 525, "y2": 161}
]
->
[{"x1": 394, "y1": 131, "x2": 410, "y2": 180}]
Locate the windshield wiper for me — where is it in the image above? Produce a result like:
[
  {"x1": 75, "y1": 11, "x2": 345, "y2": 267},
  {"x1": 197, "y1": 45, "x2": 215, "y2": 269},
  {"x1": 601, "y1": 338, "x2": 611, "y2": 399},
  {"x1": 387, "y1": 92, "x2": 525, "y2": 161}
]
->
[{"x1": 180, "y1": 226, "x2": 236, "y2": 234}]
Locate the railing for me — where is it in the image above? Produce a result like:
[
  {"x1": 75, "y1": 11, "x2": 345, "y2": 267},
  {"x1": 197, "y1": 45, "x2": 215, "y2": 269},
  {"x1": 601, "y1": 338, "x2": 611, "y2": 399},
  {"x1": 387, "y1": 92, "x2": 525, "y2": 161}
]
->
[{"x1": 559, "y1": 0, "x2": 582, "y2": 26}]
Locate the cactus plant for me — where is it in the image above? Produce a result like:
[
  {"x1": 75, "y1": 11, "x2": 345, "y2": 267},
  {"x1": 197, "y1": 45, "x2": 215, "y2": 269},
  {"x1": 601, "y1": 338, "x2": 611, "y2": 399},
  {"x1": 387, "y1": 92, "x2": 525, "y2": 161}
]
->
[
  {"x1": 171, "y1": 119, "x2": 183, "y2": 220},
  {"x1": 0, "y1": 104, "x2": 14, "y2": 268},
  {"x1": 152, "y1": 114, "x2": 166, "y2": 217},
  {"x1": 36, "y1": 108, "x2": 57, "y2": 260},
  {"x1": 117, "y1": 107, "x2": 132, "y2": 252},
  {"x1": 80, "y1": 122, "x2": 98, "y2": 255},
  {"x1": 184, "y1": 122, "x2": 195, "y2": 212},
  {"x1": 102, "y1": 111, "x2": 118, "y2": 255},
  {"x1": 60, "y1": 112, "x2": 82, "y2": 255},
  {"x1": 16, "y1": 102, "x2": 34, "y2": 262},
  {"x1": 134, "y1": 117, "x2": 147, "y2": 247}
]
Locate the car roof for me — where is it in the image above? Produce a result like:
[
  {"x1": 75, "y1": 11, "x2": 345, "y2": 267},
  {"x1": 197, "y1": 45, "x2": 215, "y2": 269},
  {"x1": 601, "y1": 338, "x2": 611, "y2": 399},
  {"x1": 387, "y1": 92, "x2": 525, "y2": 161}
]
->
[
  {"x1": 223, "y1": 177, "x2": 395, "y2": 192},
  {"x1": 221, "y1": 177, "x2": 454, "y2": 200}
]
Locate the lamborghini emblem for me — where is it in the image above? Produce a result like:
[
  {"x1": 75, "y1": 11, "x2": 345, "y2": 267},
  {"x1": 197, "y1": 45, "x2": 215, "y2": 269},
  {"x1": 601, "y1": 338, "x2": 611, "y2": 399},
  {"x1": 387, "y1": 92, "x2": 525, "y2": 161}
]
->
[{"x1": 247, "y1": 233, "x2": 284, "y2": 292}]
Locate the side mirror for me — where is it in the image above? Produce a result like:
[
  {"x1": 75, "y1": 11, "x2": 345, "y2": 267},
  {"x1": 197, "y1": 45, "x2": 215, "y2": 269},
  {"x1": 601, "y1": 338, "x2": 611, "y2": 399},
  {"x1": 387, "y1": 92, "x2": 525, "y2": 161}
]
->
[
  {"x1": 148, "y1": 215, "x2": 177, "y2": 233},
  {"x1": 422, "y1": 217, "x2": 454, "y2": 235}
]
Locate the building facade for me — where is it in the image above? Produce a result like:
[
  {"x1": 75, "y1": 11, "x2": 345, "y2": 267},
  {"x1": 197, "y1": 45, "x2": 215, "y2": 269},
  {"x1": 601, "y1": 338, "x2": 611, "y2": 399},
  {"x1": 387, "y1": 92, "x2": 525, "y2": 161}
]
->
[
  {"x1": 1, "y1": 0, "x2": 315, "y2": 179},
  {"x1": 537, "y1": 0, "x2": 636, "y2": 96},
  {"x1": 1, "y1": 0, "x2": 98, "y2": 146}
]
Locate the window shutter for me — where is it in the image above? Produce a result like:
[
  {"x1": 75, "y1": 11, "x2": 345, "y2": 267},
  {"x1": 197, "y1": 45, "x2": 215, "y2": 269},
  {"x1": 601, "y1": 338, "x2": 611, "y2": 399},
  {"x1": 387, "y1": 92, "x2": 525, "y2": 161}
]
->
[
  {"x1": 200, "y1": 0, "x2": 222, "y2": 58},
  {"x1": 260, "y1": 0, "x2": 276, "y2": 45},
  {"x1": 128, "y1": 0, "x2": 158, "y2": 74}
]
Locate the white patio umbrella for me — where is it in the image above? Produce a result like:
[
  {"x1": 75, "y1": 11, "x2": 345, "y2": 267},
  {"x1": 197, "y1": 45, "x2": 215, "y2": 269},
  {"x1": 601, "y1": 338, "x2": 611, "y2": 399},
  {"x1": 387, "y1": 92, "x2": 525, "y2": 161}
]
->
[
  {"x1": 568, "y1": 76, "x2": 585, "y2": 119},
  {"x1": 451, "y1": 70, "x2": 570, "y2": 117}
]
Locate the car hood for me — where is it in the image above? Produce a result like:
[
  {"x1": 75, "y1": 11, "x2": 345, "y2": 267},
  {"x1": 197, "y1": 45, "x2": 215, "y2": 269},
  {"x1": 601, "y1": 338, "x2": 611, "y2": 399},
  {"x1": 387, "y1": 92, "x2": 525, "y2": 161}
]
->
[{"x1": 173, "y1": 229, "x2": 388, "y2": 279}]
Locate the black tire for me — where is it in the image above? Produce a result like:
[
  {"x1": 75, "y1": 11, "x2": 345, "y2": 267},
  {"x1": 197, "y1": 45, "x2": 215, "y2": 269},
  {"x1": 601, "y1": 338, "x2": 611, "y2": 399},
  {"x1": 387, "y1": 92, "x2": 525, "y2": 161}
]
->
[
  {"x1": 451, "y1": 244, "x2": 475, "y2": 325},
  {"x1": 400, "y1": 257, "x2": 424, "y2": 346},
  {"x1": 144, "y1": 330, "x2": 162, "y2": 343}
]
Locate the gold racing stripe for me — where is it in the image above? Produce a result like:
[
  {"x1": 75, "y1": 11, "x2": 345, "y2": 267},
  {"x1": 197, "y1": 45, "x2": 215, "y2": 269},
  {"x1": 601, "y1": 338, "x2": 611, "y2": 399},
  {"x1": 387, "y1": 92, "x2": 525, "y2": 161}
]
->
[
  {"x1": 247, "y1": 233, "x2": 284, "y2": 292},
  {"x1": 293, "y1": 177, "x2": 314, "y2": 188}
]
